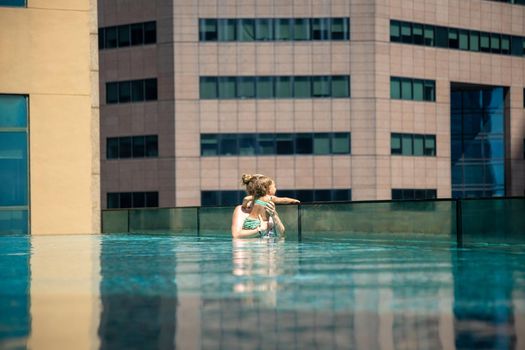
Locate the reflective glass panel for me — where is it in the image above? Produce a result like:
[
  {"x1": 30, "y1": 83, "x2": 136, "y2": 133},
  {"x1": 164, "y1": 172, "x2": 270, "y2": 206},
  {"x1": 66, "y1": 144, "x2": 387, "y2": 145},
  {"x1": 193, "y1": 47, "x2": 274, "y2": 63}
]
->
[
  {"x1": 275, "y1": 19, "x2": 292, "y2": 40},
  {"x1": 118, "y1": 25, "x2": 130, "y2": 47},
  {"x1": 294, "y1": 77, "x2": 311, "y2": 98},
  {"x1": 275, "y1": 77, "x2": 293, "y2": 98},
  {"x1": 312, "y1": 76, "x2": 330, "y2": 97},
  {"x1": 256, "y1": 77, "x2": 274, "y2": 99},
  {"x1": 332, "y1": 133, "x2": 350, "y2": 154},
  {"x1": 131, "y1": 80, "x2": 145, "y2": 102},
  {"x1": 118, "y1": 81, "x2": 131, "y2": 103},
  {"x1": 313, "y1": 133, "x2": 330, "y2": 154},
  {"x1": 146, "y1": 136, "x2": 158, "y2": 157},
  {"x1": 276, "y1": 133, "x2": 294, "y2": 155},
  {"x1": 0, "y1": 95, "x2": 27, "y2": 128},
  {"x1": 390, "y1": 78, "x2": 401, "y2": 99},
  {"x1": 238, "y1": 19, "x2": 255, "y2": 41},
  {"x1": 312, "y1": 18, "x2": 330, "y2": 40},
  {"x1": 331, "y1": 18, "x2": 349, "y2": 40},
  {"x1": 255, "y1": 19, "x2": 273, "y2": 41},
  {"x1": 144, "y1": 22, "x2": 156, "y2": 44},
  {"x1": 0, "y1": 132, "x2": 27, "y2": 206},
  {"x1": 332, "y1": 76, "x2": 350, "y2": 98},
  {"x1": 237, "y1": 77, "x2": 255, "y2": 99},
  {"x1": 145, "y1": 79, "x2": 158, "y2": 100},
  {"x1": 218, "y1": 77, "x2": 236, "y2": 99},
  {"x1": 218, "y1": 19, "x2": 236, "y2": 41},
  {"x1": 200, "y1": 77, "x2": 217, "y2": 99},
  {"x1": 131, "y1": 23, "x2": 144, "y2": 45},
  {"x1": 294, "y1": 18, "x2": 311, "y2": 40}
]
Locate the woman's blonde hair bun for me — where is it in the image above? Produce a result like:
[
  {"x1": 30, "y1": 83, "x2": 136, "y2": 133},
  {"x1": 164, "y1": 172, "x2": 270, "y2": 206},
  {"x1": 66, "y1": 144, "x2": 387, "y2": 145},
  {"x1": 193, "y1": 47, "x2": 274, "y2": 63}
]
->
[{"x1": 241, "y1": 173, "x2": 253, "y2": 185}]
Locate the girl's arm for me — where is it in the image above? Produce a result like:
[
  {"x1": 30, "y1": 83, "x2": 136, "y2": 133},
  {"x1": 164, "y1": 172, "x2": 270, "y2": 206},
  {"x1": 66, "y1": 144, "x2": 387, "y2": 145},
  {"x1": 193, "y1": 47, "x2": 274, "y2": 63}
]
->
[
  {"x1": 231, "y1": 208, "x2": 267, "y2": 238},
  {"x1": 241, "y1": 195, "x2": 253, "y2": 209},
  {"x1": 270, "y1": 196, "x2": 300, "y2": 205}
]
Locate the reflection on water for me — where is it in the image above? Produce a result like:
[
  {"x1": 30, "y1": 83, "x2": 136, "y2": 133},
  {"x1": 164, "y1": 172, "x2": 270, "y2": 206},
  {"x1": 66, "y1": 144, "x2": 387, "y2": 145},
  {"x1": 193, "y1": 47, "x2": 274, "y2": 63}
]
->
[{"x1": 0, "y1": 235, "x2": 524, "y2": 349}]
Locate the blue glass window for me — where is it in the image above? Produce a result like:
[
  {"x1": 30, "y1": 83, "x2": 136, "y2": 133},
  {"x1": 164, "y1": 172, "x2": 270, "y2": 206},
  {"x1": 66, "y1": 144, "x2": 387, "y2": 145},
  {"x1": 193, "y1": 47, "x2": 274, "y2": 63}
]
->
[
  {"x1": 0, "y1": 0, "x2": 25, "y2": 6},
  {"x1": 390, "y1": 19, "x2": 525, "y2": 58},
  {"x1": 0, "y1": 95, "x2": 28, "y2": 234},
  {"x1": 201, "y1": 132, "x2": 351, "y2": 156},
  {"x1": 451, "y1": 85, "x2": 506, "y2": 198},
  {"x1": 200, "y1": 75, "x2": 350, "y2": 99}
]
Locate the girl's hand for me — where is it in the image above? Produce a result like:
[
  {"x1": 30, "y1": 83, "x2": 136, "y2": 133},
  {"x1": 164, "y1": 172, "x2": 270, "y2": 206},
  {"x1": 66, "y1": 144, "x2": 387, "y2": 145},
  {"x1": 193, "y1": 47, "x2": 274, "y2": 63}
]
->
[{"x1": 291, "y1": 199, "x2": 300, "y2": 204}]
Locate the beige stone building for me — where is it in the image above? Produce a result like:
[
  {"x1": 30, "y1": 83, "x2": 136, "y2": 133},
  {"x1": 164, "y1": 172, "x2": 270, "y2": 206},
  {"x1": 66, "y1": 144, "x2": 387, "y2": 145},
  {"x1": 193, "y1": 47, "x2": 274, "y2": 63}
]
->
[
  {"x1": 0, "y1": 0, "x2": 100, "y2": 234},
  {"x1": 98, "y1": 0, "x2": 525, "y2": 209}
]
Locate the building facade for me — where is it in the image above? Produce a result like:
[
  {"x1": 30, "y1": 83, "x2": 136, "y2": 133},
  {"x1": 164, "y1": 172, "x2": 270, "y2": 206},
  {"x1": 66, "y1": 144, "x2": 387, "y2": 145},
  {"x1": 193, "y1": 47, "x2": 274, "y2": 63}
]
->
[
  {"x1": 98, "y1": 0, "x2": 525, "y2": 209},
  {"x1": 0, "y1": 0, "x2": 100, "y2": 234}
]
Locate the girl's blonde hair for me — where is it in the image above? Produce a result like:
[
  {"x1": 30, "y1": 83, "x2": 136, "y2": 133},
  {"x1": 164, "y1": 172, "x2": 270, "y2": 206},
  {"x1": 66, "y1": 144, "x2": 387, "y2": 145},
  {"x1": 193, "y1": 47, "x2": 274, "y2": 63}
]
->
[{"x1": 241, "y1": 173, "x2": 273, "y2": 197}]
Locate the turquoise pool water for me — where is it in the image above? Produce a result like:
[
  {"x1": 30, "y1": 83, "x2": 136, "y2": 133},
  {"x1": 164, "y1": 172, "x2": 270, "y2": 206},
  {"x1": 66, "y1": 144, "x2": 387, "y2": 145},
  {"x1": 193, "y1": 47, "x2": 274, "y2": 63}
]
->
[{"x1": 1, "y1": 234, "x2": 524, "y2": 349}]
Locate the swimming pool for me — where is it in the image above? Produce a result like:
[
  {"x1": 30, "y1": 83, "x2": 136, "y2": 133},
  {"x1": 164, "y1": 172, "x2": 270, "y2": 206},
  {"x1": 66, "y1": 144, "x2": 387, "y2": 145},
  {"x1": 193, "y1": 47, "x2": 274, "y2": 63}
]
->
[{"x1": 1, "y1": 234, "x2": 524, "y2": 349}]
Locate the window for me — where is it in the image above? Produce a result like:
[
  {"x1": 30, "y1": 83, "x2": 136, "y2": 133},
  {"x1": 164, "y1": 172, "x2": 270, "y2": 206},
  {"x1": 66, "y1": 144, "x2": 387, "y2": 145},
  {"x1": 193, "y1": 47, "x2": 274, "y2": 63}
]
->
[
  {"x1": 390, "y1": 21, "x2": 401, "y2": 42},
  {"x1": 275, "y1": 76, "x2": 293, "y2": 98},
  {"x1": 255, "y1": 19, "x2": 273, "y2": 41},
  {"x1": 144, "y1": 22, "x2": 156, "y2": 44},
  {"x1": 0, "y1": 94, "x2": 29, "y2": 234},
  {"x1": 0, "y1": 0, "x2": 26, "y2": 6},
  {"x1": 401, "y1": 22, "x2": 412, "y2": 43},
  {"x1": 237, "y1": 77, "x2": 255, "y2": 99},
  {"x1": 294, "y1": 76, "x2": 311, "y2": 98},
  {"x1": 332, "y1": 76, "x2": 350, "y2": 98},
  {"x1": 256, "y1": 77, "x2": 274, "y2": 99},
  {"x1": 331, "y1": 18, "x2": 349, "y2": 40},
  {"x1": 294, "y1": 18, "x2": 311, "y2": 41},
  {"x1": 275, "y1": 18, "x2": 292, "y2": 41},
  {"x1": 218, "y1": 77, "x2": 236, "y2": 99},
  {"x1": 391, "y1": 133, "x2": 436, "y2": 157},
  {"x1": 118, "y1": 25, "x2": 131, "y2": 47},
  {"x1": 238, "y1": 19, "x2": 255, "y2": 41},
  {"x1": 106, "y1": 135, "x2": 158, "y2": 159},
  {"x1": 312, "y1": 18, "x2": 331, "y2": 40},
  {"x1": 312, "y1": 76, "x2": 331, "y2": 98},
  {"x1": 448, "y1": 29, "x2": 459, "y2": 49},
  {"x1": 107, "y1": 192, "x2": 159, "y2": 209},
  {"x1": 392, "y1": 189, "x2": 437, "y2": 200},
  {"x1": 200, "y1": 19, "x2": 217, "y2": 41},
  {"x1": 412, "y1": 23, "x2": 424, "y2": 45},
  {"x1": 390, "y1": 77, "x2": 435, "y2": 102},
  {"x1": 201, "y1": 132, "x2": 351, "y2": 156},
  {"x1": 200, "y1": 77, "x2": 217, "y2": 99},
  {"x1": 389, "y1": 19, "x2": 525, "y2": 57},
  {"x1": 200, "y1": 76, "x2": 351, "y2": 99},
  {"x1": 200, "y1": 17, "x2": 350, "y2": 42},
  {"x1": 218, "y1": 19, "x2": 236, "y2": 41},
  {"x1": 106, "y1": 79, "x2": 157, "y2": 104},
  {"x1": 131, "y1": 23, "x2": 144, "y2": 45},
  {"x1": 99, "y1": 21, "x2": 156, "y2": 50},
  {"x1": 144, "y1": 78, "x2": 158, "y2": 101}
]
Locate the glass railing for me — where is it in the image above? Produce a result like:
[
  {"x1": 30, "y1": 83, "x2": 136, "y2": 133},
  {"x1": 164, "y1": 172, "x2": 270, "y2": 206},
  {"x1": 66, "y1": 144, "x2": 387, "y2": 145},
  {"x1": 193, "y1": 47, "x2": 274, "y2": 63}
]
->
[{"x1": 102, "y1": 197, "x2": 525, "y2": 246}]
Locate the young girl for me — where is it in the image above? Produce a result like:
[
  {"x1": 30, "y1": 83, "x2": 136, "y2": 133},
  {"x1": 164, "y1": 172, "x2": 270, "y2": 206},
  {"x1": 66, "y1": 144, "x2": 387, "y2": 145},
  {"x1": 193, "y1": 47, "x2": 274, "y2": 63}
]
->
[{"x1": 240, "y1": 174, "x2": 299, "y2": 235}]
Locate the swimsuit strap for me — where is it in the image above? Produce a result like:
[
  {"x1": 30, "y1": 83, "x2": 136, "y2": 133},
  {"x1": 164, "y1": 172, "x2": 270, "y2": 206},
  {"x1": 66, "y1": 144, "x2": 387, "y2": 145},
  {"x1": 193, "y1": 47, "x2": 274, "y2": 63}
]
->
[{"x1": 254, "y1": 199, "x2": 269, "y2": 207}]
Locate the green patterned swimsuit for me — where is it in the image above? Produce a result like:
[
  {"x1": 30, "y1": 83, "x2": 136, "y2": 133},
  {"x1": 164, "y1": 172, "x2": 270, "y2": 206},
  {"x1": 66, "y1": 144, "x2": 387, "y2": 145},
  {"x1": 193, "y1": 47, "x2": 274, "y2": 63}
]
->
[{"x1": 242, "y1": 199, "x2": 269, "y2": 230}]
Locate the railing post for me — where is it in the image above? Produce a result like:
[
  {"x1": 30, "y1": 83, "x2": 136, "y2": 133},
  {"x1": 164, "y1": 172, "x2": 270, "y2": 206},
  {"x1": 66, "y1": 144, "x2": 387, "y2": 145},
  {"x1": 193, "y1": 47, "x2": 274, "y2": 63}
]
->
[
  {"x1": 297, "y1": 203, "x2": 302, "y2": 241},
  {"x1": 197, "y1": 207, "x2": 200, "y2": 237},
  {"x1": 456, "y1": 199, "x2": 463, "y2": 248}
]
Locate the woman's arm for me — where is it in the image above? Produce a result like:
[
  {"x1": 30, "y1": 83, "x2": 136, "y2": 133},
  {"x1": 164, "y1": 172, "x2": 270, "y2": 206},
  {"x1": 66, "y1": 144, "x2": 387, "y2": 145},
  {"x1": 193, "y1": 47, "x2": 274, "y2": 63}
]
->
[
  {"x1": 231, "y1": 207, "x2": 267, "y2": 238},
  {"x1": 265, "y1": 202, "x2": 285, "y2": 237}
]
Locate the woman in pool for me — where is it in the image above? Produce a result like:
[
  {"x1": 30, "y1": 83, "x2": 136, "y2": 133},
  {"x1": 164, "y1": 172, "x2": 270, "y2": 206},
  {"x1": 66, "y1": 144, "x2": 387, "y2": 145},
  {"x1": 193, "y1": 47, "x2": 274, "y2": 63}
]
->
[{"x1": 231, "y1": 174, "x2": 294, "y2": 239}]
